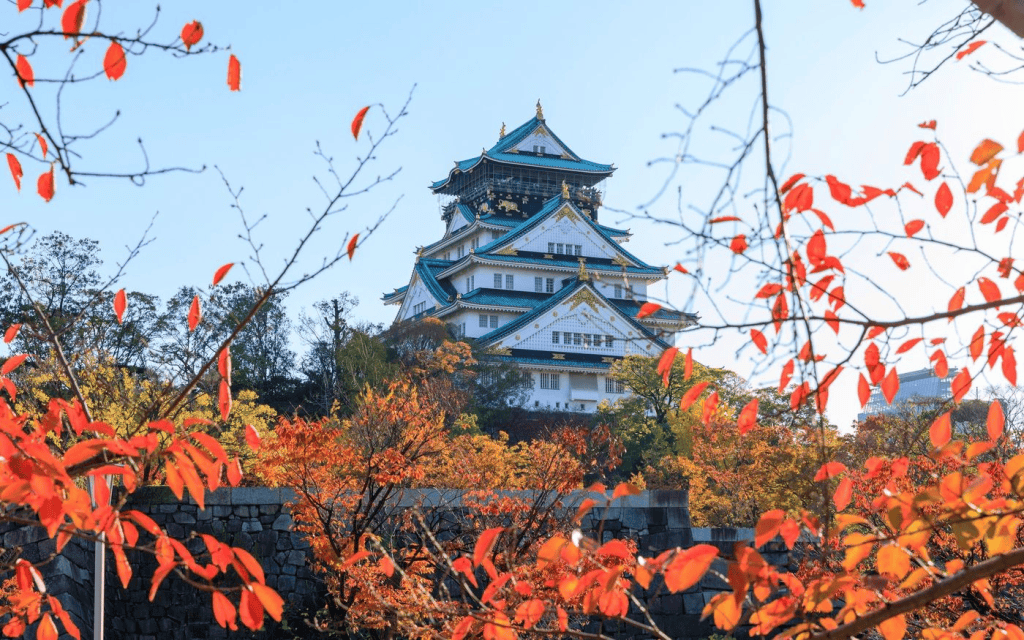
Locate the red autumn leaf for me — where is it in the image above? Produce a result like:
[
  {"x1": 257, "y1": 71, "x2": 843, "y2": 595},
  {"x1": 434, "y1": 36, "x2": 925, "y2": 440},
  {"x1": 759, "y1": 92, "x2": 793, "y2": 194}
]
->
[
  {"x1": 901, "y1": 182, "x2": 923, "y2": 196},
  {"x1": 756, "y1": 283, "x2": 784, "y2": 299},
  {"x1": 807, "y1": 229, "x2": 827, "y2": 265},
  {"x1": 37, "y1": 614, "x2": 58, "y2": 640},
  {"x1": 778, "y1": 359, "x2": 794, "y2": 394},
  {"x1": 881, "y1": 367, "x2": 899, "y2": 404},
  {"x1": 970, "y1": 325, "x2": 985, "y2": 361},
  {"x1": 948, "y1": 286, "x2": 965, "y2": 317},
  {"x1": 61, "y1": 0, "x2": 86, "y2": 38},
  {"x1": 212, "y1": 263, "x2": 233, "y2": 286},
  {"x1": 981, "y1": 202, "x2": 1008, "y2": 224},
  {"x1": 18, "y1": 0, "x2": 31, "y2": 10},
  {"x1": 238, "y1": 588, "x2": 263, "y2": 631},
  {"x1": 15, "y1": 54, "x2": 34, "y2": 87},
  {"x1": 35, "y1": 133, "x2": 47, "y2": 160},
  {"x1": 956, "y1": 40, "x2": 987, "y2": 60},
  {"x1": 680, "y1": 382, "x2": 710, "y2": 411},
  {"x1": 779, "y1": 173, "x2": 805, "y2": 194},
  {"x1": 737, "y1": 398, "x2": 758, "y2": 434},
  {"x1": 888, "y1": 252, "x2": 910, "y2": 270},
  {"x1": 181, "y1": 21, "x2": 204, "y2": 51},
  {"x1": 834, "y1": 477, "x2": 854, "y2": 511},
  {"x1": 473, "y1": 527, "x2": 503, "y2": 568},
  {"x1": 636, "y1": 302, "x2": 662, "y2": 319},
  {"x1": 904, "y1": 141, "x2": 926, "y2": 165},
  {"x1": 825, "y1": 175, "x2": 853, "y2": 205},
  {"x1": 218, "y1": 347, "x2": 231, "y2": 381},
  {"x1": 978, "y1": 277, "x2": 1001, "y2": 303},
  {"x1": 730, "y1": 234, "x2": 748, "y2": 254},
  {"x1": 754, "y1": 510, "x2": 786, "y2": 547},
  {"x1": 664, "y1": 544, "x2": 718, "y2": 592},
  {"x1": 188, "y1": 295, "x2": 201, "y2": 331},
  {"x1": 934, "y1": 182, "x2": 952, "y2": 216},
  {"x1": 212, "y1": 591, "x2": 237, "y2": 630},
  {"x1": 656, "y1": 347, "x2": 678, "y2": 387},
  {"x1": 113, "y1": 289, "x2": 126, "y2": 324},
  {"x1": 103, "y1": 41, "x2": 126, "y2": 80},
  {"x1": 952, "y1": 368, "x2": 971, "y2": 403},
  {"x1": 701, "y1": 390, "x2": 719, "y2": 424},
  {"x1": 931, "y1": 412, "x2": 952, "y2": 448},
  {"x1": 347, "y1": 233, "x2": 359, "y2": 261},
  {"x1": 971, "y1": 138, "x2": 1004, "y2": 165},
  {"x1": 684, "y1": 347, "x2": 693, "y2": 380},
  {"x1": 904, "y1": 220, "x2": 924, "y2": 237},
  {"x1": 851, "y1": 1, "x2": 865, "y2": 9},
  {"x1": 709, "y1": 215, "x2": 742, "y2": 224},
  {"x1": 918, "y1": 120, "x2": 937, "y2": 130},
  {"x1": 2, "y1": 354, "x2": 28, "y2": 375},
  {"x1": 784, "y1": 183, "x2": 814, "y2": 212},
  {"x1": 244, "y1": 424, "x2": 260, "y2": 451},
  {"x1": 378, "y1": 555, "x2": 395, "y2": 577},
  {"x1": 814, "y1": 461, "x2": 847, "y2": 482},
  {"x1": 1004, "y1": 346, "x2": 1018, "y2": 386},
  {"x1": 920, "y1": 143, "x2": 941, "y2": 180},
  {"x1": 218, "y1": 380, "x2": 232, "y2": 422},
  {"x1": 227, "y1": 458, "x2": 243, "y2": 487},
  {"x1": 227, "y1": 54, "x2": 241, "y2": 91},
  {"x1": 932, "y1": 349, "x2": 949, "y2": 378},
  {"x1": 251, "y1": 584, "x2": 283, "y2": 622},
  {"x1": 988, "y1": 400, "x2": 1005, "y2": 441},
  {"x1": 351, "y1": 106, "x2": 370, "y2": 140},
  {"x1": 896, "y1": 337, "x2": 922, "y2": 354},
  {"x1": 6, "y1": 154, "x2": 23, "y2": 191},
  {"x1": 750, "y1": 329, "x2": 768, "y2": 354},
  {"x1": 672, "y1": 263, "x2": 688, "y2": 274},
  {"x1": 37, "y1": 166, "x2": 54, "y2": 202},
  {"x1": 4, "y1": 324, "x2": 20, "y2": 344}
]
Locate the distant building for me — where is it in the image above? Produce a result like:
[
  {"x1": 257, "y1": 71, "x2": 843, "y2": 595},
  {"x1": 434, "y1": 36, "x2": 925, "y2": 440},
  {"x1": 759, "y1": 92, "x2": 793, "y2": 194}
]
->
[
  {"x1": 857, "y1": 367, "x2": 959, "y2": 421},
  {"x1": 382, "y1": 104, "x2": 697, "y2": 412}
]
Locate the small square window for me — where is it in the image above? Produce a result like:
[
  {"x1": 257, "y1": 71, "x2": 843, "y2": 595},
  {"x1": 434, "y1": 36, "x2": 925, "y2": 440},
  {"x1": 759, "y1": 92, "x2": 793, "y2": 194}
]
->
[
  {"x1": 506, "y1": 274, "x2": 514, "y2": 289},
  {"x1": 479, "y1": 314, "x2": 488, "y2": 328},
  {"x1": 552, "y1": 331, "x2": 560, "y2": 344}
]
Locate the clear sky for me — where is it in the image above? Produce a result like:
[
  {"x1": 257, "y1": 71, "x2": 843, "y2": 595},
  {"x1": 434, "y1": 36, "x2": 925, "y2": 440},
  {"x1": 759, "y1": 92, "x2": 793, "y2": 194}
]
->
[{"x1": 4, "y1": 0, "x2": 1022, "y2": 429}]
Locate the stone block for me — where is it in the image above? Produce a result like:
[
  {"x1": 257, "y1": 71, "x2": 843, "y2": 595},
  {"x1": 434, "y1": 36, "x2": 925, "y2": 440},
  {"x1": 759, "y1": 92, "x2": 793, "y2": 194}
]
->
[
  {"x1": 242, "y1": 520, "x2": 263, "y2": 533},
  {"x1": 620, "y1": 508, "x2": 646, "y2": 532},
  {"x1": 272, "y1": 514, "x2": 293, "y2": 531},
  {"x1": 172, "y1": 512, "x2": 196, "y2": 524},
  {"x1": 683, "y1": 592, "x2": 704, "y2": 614}
]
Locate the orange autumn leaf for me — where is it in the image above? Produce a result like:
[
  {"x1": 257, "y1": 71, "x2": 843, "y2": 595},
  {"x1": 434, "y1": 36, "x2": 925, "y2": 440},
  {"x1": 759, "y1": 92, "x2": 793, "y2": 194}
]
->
[
  {"x1": 751, "y1": 329, "x2": 768, "y2": 354},
  {"x1": 16, "y1": 54, "x2": 34, "y2": 87},
  {"x1": 227, "y1": 54, "x2": 241, "y2": 91},
  {"x1": 347, "y1": 233, "x2": 359, "y2": 261},
  {"x1": 888, "y1": 252, "x2": 910, "y2": 271},
  {"x1": 656, "y1": 347, "x2": 678, "y2": 387},
  {"x1": 238, "y1": 588, "x2": 264, "y2": 631},
  {"x1": 881, "y1": 367, "x2": 899, "y2": 404},
  {"x1": 37, "y1": 166, "x2": 54, "y2": 202},
  {"x1": 181, "y1": 21, "x2": 204, "y2": 51},
  {"x1": 6, "y1": 154, "x2": 22, "y2": 190},
  {"x1": 4, "y1": 324, "x2": 21, "y2": 344},
  {"x1": 473, "y1": 527, "x2": 503, "y2": 568},
  {"x1": 211, "y1": 591, "x2": 237, "y2": 630},
  {"x1": 680, "y1": 381, "x2": 709, "y2": 411},
  {"x1": 834, "y1": 477, "x2": 853, "y2": 511},
  {"x1": 737, "y1": 398, "x2": 758, "y2": 434},
  {"x1": 904, "y1": 220, "x2": 924, "y2": 237},
  {"x1": 212, "y1": 263, "x2": 233, "y2": 285},
  {"x1": 755, "y1": 510, "x2": 786, "y2": 547},
  {"x1": 636, "y1": 302, "x2": 661, "y2": 319},
  {"x1": 956, "y1": 40, "x2": 987, "y2": 60},
  {"x1": 35, "y1": 133, "x2": 47, "y2": 159},
  {"x1": 61, "y1": 0, "x2": 86, "y2": 38},
  {"x1": 351, "y1": 106, "x2": 370, "y2": 140},
  {"x1": 250, "y1": 583, "x2": 283, "y2": 622},
  {"x1": 664, "y1": 544, "x2": 718, "y2": 592},
  {"x1": 188, "y1": 295, "x2": 201, "y2": 331},
  {"x1": 935, "y1": 181, "x2": 952, "y2": 216},
  {"x1": 730, "y1": 233, "x2": 748, "y2": 254},
  {"x1": 948, "y1": 286, "x2": 965, "y2": 317},
  {"x1": 113, "y1": 289, "x2": 126, "y2": 324},
  {"x1": 978, "y1": 277, "x2": 1001, "y2": 303},
  {"x1": 988, "y1": 400, "x2": 1005, "y2": 441},
  {"x1": 2, "y1": 354, "x2": 28, "y2": 376},
  {"x1": 858, "y1": 373, "x2": 870, "y2": 408},
  {"x1": 244, "y1": 424, "x2": 260, "y2": 451},
  {"x1": 878, "y1": 614, "x2": 907, "y2": 640},
  {"x1": 814, "y1": 461, "x2": 846, "y2": 482},
  {"x1": 931, "y1": 411, "x2": 952, "y2": 448},
  {"x1": 103, "y1": 41, "x2": 126, "y2": 80},
  {"x1": 218, "y1": 380, "x2": 232, "y2": 422}
]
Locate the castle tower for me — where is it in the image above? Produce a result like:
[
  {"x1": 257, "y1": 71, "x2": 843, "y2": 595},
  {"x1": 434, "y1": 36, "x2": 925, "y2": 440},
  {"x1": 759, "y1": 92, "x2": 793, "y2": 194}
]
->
[{"x1": 383, "y1": 106, "x2": 696, "y2": 412}]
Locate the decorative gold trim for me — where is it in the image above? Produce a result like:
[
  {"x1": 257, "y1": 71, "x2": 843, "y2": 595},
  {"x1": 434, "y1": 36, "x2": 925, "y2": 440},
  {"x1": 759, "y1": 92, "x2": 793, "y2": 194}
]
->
[
  {"x1": 534, "y1": 323, "x2": 540, "y2": 328},
  {"x1": 552, "y1": 353, "x2": 565, "y2": 360},
  {"x1": 515, "y1": 334, "x2": 521, "y2": 340},
  {"x1": 544, "y1": 254, "x2": 554, "y2": 259},
  {"x1": 495, "y1": 246, "x2": 519, "y2": 256},
  {"x1": 499, "y1": 123, "x2": 506, "y2": 138},
  {"x1": 478, "y1": 202, "x2": 491, "y2": 214},
  {"x1": 568, "y1": 289, "x2": 602, "y2": 312},
  {"x1": 561, "y1": 181, "x2": 570, "y2": 200},
  {"x1": 602, "y1": 357, "x2": 616, "y2": 364},
  {"x1": 612, "y1": 255, "x2": 631, "y2": 268},
  {"x1": 497, "y1": 200, "x2": 520, "y2": 213},
  {"x1": 552, "y1": 311, "x2": 558, "y2": 317},
  {"x1": 554, "y1": 205, "x2": 579, "y2": 223},
  {"x1": 507, "y1": 148, "x2": 519, "y2": 154},
  {"x1": 536, "y1": 99, "x2": 544, "y2": 120},
  {"x1": 493, "y1": 347, "x2": 512, "y2": 356}
]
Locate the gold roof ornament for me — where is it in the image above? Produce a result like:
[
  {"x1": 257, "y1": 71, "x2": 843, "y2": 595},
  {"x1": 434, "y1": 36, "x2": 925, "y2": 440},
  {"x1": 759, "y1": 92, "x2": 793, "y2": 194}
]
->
[
  {"x1": 577, "y1": 257, "x2": 589, "y2": 281},
  {"x1": 536, "y1": 99, "x2": 544, "y2": 121},
  {"x1": 499, "y1": 122, "x2": 506, "y2": 138},
  {"x1": 561, "y1": 180, "x2": 570, "y2": 200}
]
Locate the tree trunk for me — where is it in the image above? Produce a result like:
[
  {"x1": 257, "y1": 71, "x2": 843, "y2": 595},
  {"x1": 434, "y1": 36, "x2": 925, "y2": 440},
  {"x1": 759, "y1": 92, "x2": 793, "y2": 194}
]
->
[{"x1": 973, "y1": 0, "x2": 1024, "y2": 39}]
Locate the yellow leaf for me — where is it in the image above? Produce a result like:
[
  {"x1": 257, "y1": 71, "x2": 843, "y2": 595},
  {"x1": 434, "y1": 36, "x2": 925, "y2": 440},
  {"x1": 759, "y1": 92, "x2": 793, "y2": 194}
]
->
[{"x1": 878, "y1": 614, "x2": 907, "y2": 640}]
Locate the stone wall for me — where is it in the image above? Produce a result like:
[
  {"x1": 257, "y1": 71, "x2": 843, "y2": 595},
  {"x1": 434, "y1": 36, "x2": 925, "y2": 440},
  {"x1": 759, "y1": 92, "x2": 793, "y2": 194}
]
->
[{"x1": 12, "y1": 487, "x2": 801, "y2": 640}]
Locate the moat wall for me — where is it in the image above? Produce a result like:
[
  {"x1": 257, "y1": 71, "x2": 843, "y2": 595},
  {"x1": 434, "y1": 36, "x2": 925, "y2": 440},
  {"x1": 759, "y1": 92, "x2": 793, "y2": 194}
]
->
[{"x1": 18, "y1": 487, "x2": 799, "y2": 640}]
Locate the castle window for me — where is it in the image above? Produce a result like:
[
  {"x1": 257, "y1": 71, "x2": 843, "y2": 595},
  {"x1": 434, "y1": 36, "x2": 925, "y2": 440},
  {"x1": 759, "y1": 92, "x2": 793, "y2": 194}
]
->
[
  {"x1": 494, "y1": 273, "x2": 502, "y2": 288},
  {"x1": 479, "y1": 314, "x2": 489, "y2": 328},
  {"x1": 471, "y1": 237, "x2": 479, "y2": 250},
  {"x1": 540, "y1": 373, "x2": 560, "y2": 390},
  {"x1": 552, "y1": 331, "x2": 560, "y2": 344},
  {"x1": 593, "y1": 335, "x2": 603, "y2": 347},
  {"x1": 465, "y1": 275, "x2": 475, "y2": 292},
  {"x1": 457, "y1": 245, "x2": 465, "y2": 258},
  {"x1": 413, "y1": 302, "x2": 425, "y2": 315},
  {"x1": 548, "y1": 242, "x2": 555, "y2": 253},
  {"x1": 613, "y1": 284, "x2": 622, "y2": 298},
  {"x1": 535, "y1": 277, "x2": 543, "y2": 292},
  {"x1": 574, "y1": 245, "x2": 582, "y2": 256},
  {"x1": 573, "y1": 333, "x2": 582, "y2": 346},
  {"x1": 491, "y1": 231, "x2": 501, "y2": 240},
  {"x1": 545, "y1": 278, "x2": 554, "y2": 293},
  {"x1": 583, "y1": 334, "x2": 592, "y2": 347},
  {"x1": 556, "y1": 243, "x2": 564, "y2": 254},
  {"x1": 506, "y1": 274, "x2": 514, "y2": 289},
  {"x1": 606, "y1": 335, "x2": 615, "y2": 348},
  {"x1": 490, "y1": 315, "x2": 498, "y2": 328},
  {"x1": 605, "y1": 378, "x2": 626, "y2": 394}
]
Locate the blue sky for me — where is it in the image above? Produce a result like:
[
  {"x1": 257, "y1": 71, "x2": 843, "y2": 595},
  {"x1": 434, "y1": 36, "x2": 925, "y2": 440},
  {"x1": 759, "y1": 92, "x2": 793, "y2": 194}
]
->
[{"x1": 5, "y1": 0, "x2": 1022, "y2": 428}]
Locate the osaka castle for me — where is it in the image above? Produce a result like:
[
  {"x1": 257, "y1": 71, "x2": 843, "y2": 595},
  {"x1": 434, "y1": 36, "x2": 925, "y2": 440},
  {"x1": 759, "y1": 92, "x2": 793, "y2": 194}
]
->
[{"x1": 383, "y1": 103, "x2": 697, "y2": 412}]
